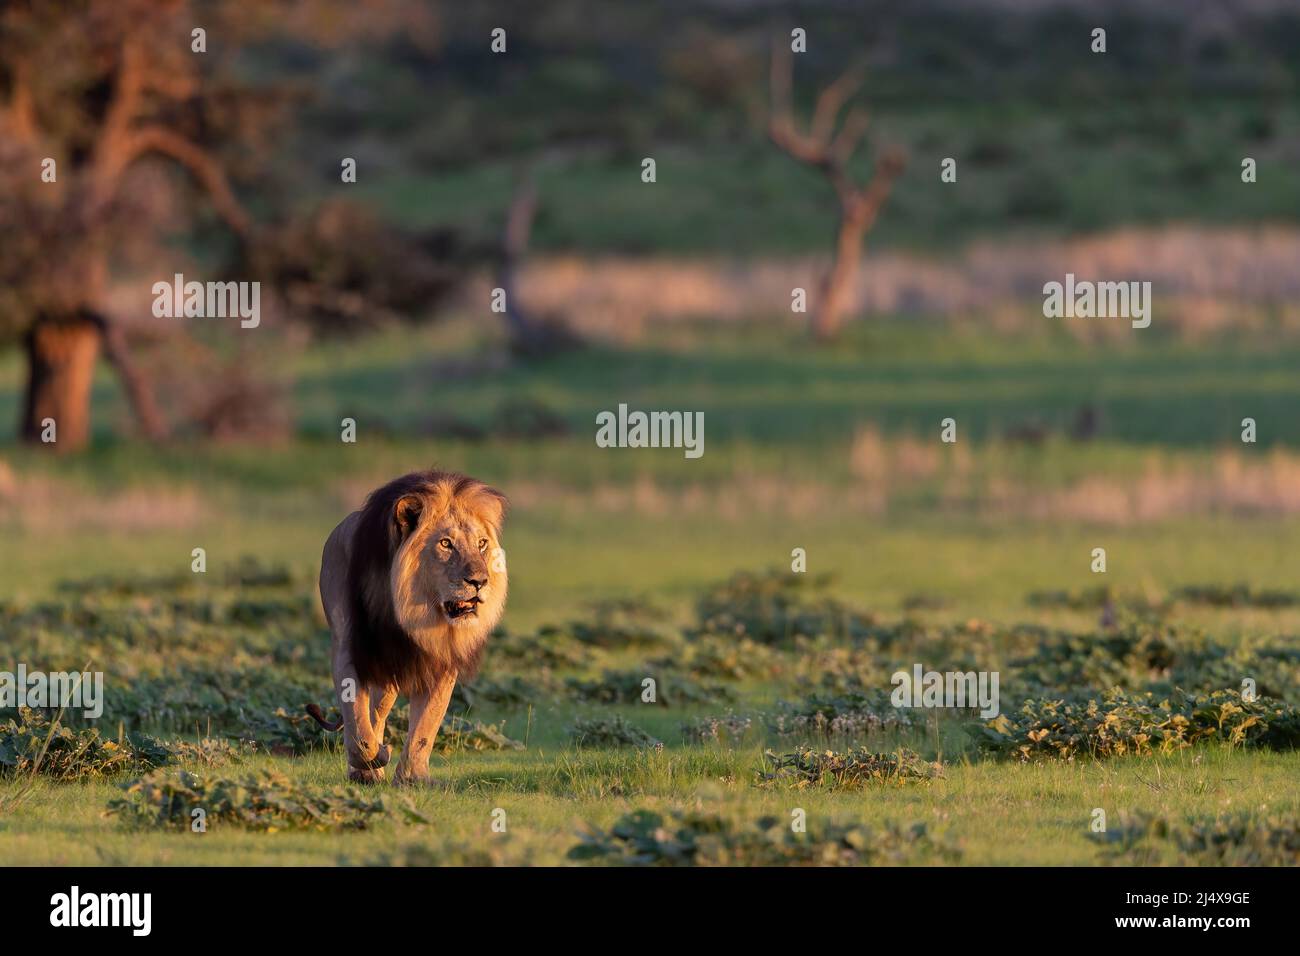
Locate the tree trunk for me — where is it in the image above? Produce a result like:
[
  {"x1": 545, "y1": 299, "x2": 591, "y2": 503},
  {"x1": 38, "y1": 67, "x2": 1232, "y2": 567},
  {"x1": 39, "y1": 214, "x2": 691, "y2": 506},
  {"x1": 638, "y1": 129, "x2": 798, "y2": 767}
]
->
[
  {"x1": 21, "y1": 314, "x2": 101, "y2": 451},
  {"x1": 497, "y1": 169, "x2": 579, "y2": 357},
  {"x1": 92, "y1": 312, "x2": 169, "y2": 441},
  {"x1": 811, "y1": 213, "x2": 868, "y2": 342}
]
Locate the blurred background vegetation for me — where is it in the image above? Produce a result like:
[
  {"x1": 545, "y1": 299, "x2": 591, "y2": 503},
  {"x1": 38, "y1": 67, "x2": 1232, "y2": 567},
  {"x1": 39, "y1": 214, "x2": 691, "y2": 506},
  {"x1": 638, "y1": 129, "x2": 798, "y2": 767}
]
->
[{"x1": 2, "y1": 0, "x2": 1300, "y2": 608}]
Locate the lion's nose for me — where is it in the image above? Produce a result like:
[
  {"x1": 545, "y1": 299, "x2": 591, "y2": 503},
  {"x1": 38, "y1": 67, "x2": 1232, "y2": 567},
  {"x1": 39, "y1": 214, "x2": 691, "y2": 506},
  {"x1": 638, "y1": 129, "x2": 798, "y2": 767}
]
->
[{"x1": 464, "y1": 572, "x2": 487, "y2": 590}]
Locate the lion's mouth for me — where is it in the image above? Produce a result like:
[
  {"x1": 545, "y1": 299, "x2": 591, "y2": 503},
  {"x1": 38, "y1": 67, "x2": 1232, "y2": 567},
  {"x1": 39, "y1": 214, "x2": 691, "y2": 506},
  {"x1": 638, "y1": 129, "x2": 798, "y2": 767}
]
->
[{"x1": 443, "y1": 597, "x2": 480, "y2": 619}]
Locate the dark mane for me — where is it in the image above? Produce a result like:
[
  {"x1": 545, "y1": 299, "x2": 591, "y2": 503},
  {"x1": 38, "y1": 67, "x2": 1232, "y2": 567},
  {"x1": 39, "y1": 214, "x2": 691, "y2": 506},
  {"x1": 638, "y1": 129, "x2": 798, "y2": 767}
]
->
[{"x1": 346, "y1": 470, "x2": 488, "y2": 694}]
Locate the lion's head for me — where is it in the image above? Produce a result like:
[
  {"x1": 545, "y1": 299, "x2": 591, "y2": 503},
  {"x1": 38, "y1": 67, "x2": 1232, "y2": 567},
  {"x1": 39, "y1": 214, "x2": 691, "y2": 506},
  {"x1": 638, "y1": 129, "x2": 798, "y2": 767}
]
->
[{"x1": 348, "y1": 470, "x2": 508, "y2": 692}]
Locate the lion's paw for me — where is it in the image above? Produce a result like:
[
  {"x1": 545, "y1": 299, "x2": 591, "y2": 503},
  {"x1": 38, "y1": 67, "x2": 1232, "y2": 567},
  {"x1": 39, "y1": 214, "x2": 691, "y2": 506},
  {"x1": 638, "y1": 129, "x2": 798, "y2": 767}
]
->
[
  {"x1": 347, "y1": 742, "x2": 391, "y2": 770},
  {"x1": 347, "y1": 766, "x2": 386, "y2": 785}
]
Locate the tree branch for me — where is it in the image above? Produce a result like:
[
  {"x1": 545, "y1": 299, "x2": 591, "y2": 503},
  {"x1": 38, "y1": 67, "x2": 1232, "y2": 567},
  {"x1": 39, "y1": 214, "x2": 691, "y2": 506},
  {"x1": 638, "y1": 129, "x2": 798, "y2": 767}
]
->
[
  {"x1": 768, "y1": 35, "x2": 905, "y2": 212},
  {"x1": 810, "y1": 63, "x2": 866, "y2": 144},
  {"x1": 5, "y1": 55, "x2": 39, "y2": 141},
  {"x1": 85, "y1": 310, "x2": 169, "y2": 442},
  {"x1": 768, "y1": 42, "x2": 829, "y2": 166},
  {"x1": 830, "y1": 107, "x2": 871, "y2": 167},
  {"x1": 119, "y1": 125, "x2": 254, "y2": 238},
  {"x1": 848, "y1": 146, "x2": 907, "y2": 228}
]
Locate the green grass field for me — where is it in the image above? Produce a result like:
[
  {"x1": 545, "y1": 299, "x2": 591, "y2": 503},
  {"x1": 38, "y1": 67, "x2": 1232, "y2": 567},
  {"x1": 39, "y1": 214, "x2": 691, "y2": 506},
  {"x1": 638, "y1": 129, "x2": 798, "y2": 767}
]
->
[
  {"x1": 359, "y1": 99, "x2": 1300, "y2": 255},
  {"x1": 1, "y1": 318, "x2": 1298, "y2": 865}
]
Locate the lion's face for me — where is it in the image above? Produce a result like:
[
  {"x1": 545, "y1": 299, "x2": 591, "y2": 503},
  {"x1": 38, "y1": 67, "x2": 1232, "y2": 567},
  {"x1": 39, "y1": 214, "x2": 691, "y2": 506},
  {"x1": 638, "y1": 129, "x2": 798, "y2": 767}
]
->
[
  {"x1": 415, "y1": 508, "x2": 502, "y2": 627},
  {"x1": 387, "y1": 477, "x2": 508, "y2": 668}
]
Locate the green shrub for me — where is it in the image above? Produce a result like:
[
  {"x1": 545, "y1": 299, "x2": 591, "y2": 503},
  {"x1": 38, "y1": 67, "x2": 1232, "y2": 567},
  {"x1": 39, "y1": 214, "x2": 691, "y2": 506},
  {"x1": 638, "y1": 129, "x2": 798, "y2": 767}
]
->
[
  {"x1": 769, "y1": 691, "x2": 913, "y2": 739},
  {"x1": 568, "y1": 808, "x2": 960, "y2": 866},
  {"x1": 1090, "y1": 812, "x2": 1300, "y2": 865},
  {"x1": 564, "y1": 670, "x2": 731, "y2": 707},
  {"x1": 980, "y1": 689, "x2": 1300, "y2": 761},
  {"x1": 453, "y1": 674, "x2": 549, "y2": 711},
  {"x1": 240, "y1": 706, "x2": 340, "y2": 756},
  {"x1": 0, "y1": 708, "x2": 169, "y2": 780},
  {"x1": 569, "y1": 715, "x2": 662, "y2": 749},
  {"x1": 653, "y1": 635, "x2": 780, "y2": 681},
  {"x1": 693, "y1": 570, "x2": 876, "y2": 645},
  {"x1": 548, "y1": 597, "x2": 677, "y2": 649},
  {"x1": 680, "y1": 713, "x2": 753, "y2": 744},
  {"x1": 760, "y1": 747, "x2": 943, "y2": 789},
  {"x1": 491, "y1": 630, "x2": 592, "y2": 669},
  {"x1": 1173, "y1": 584, "x2": 1300, "y2": 609},
  {"x1": 432, "y1": 714, "x2": 525, "y2": 754},
  {"x1": 1005, "y1": 620, "x2": 1300, "y2": 702},
  {"x1": 359, "y1": 841, "x2": 518, "y2": 866},
  {"x1": 1025, "y1": 586, "x2": 1116, "y2": 610},
  {"x1": 1009, "y1": 624, "x2": 1179, "y2": 693},
  {"x1": 106, "y1": 769, "x2": 426, "y2": 831}
]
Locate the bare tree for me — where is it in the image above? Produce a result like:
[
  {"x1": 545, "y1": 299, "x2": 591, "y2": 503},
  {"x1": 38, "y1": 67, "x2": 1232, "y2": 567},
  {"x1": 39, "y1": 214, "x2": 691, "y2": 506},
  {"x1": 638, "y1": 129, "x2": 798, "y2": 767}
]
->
[
  {"x1": 494, "y1": 165, "x2": 578, "y2": 357},
  {"x1": 0, "y1": 1, "x2": 264, "y2": 449},
  {"x1": 768, "y1": 39, "x2": 906, "y2": 342},
  {"x1": 0, "y1": 0, "x2": 444, "y2": 450}
]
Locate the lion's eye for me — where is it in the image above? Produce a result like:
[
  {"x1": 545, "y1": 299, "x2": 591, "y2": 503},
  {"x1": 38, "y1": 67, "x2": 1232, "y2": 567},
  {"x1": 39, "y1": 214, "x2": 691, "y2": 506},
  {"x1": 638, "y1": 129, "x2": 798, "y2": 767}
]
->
[
  {"x1": 439, "y1": 538, "x2": 453, "y2": 549},
  {"x1": 478, "y1": 538, "x2": 488, "y2": 552}
]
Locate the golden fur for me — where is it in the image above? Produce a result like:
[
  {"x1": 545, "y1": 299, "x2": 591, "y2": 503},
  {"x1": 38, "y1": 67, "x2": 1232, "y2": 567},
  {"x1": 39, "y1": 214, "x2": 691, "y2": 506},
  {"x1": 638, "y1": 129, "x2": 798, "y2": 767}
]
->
[{"x1": 313, "y1": 470, "x2": 508, "y2": 783}]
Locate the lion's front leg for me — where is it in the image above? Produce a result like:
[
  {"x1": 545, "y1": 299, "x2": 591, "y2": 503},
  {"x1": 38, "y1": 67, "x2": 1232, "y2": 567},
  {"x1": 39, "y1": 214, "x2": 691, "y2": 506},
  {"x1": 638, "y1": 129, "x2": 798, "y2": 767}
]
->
[
  {"x1": 369, "y1": 683, "x2": 398, "y2": 753},
  {"x1": 394, "y1": 670, "x2": 458, "y2": 785},
  {"x1": 331, "y1": 646, "x2": 391, "y2": 784}
]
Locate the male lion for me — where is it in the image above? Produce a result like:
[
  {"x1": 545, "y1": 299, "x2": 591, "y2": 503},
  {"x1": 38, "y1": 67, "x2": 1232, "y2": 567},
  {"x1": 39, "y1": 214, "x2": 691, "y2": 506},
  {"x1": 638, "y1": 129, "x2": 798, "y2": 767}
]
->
[{"x1": 308, "y1": 470, "x2": 508, "y2": 784}]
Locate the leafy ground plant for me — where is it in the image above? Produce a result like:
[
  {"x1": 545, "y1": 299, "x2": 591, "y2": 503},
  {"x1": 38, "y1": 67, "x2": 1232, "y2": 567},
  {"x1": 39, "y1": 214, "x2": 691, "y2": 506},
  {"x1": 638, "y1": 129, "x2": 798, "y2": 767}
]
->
[
  {"x1": 693, "y1": 570, "x2": 877, "y2": 645},
  {"x1": 433, "y1": 714, "x2": 525, "y2": 754},
  {"x1": 568, "y1": 808, "x2": 960, "y2": 866},
  {"x1": 0, "y1": 708, "x2": 169, "y2": 780},
  {"x1": 568, "y1": 715, "x2": 662, "y2": 750},
  {"x1": 1089, "y1": 811, "x2": 1300, "y2": 865},
  {"x1": 769, "y1": 690, "x2": 913, "y2": 739},
  {"x1": 652, "y1": 636, "x2": 780, "y2": 682},
  {"x1": 1007, "y1": 623, "x2": 1300, "y2": 702},
  {"x1": 558, "y1": 596, "x2": 678, "y2": 649},
  {"x1": 1173, "y1": 583, "x2": 1300, "y2": 609},
  {"x1": 163, "y1": 736, "x2": 249, "y2": 767},
  {"x1": 106, "y1": 768, "x2": 427, "y2": 832},
  {"x1": 564, "y1": 669, "x2": 731, "y2": 707},
  {"x1": 242, "y1": 706, "x2": 341, "y2": 756},
  {"x1": 980, "y1": 689, "x2": 1300, "y2": 761},
  {"x1": 680, "y1": 713, "x2": 754, "y2": 744},
  {"x1": 358, "y1": 841, "x2": 520, "y2": 866},
  {"x1": 760, "y1": 747, "x2": 943, "y2": 789},
  {"x1": 452, "y1": 674, "x2": 549, "y2": 711}
]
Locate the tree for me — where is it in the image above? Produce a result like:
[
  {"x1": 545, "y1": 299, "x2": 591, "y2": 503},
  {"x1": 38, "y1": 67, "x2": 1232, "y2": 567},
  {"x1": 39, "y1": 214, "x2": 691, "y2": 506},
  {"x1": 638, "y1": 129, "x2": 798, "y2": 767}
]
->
[
  {"x1": 0, "y1": 0, "x2": 445, "y2": 450},
  {"x1": 495, "y1": 166, "x2": 579, "y2": 357},
  {"x1": 767, "y1": 38, "x2": 906, "y2": 342},
  {"x1": 0, "y1": 2, "x2": 248, "y2": 448}
]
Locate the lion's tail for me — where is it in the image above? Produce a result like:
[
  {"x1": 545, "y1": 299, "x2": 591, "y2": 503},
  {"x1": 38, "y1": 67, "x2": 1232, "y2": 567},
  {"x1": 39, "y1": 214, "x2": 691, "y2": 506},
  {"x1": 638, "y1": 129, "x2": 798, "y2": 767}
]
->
[{"x1": 305, "y1": 702, "x2": 344, "y2": 732}]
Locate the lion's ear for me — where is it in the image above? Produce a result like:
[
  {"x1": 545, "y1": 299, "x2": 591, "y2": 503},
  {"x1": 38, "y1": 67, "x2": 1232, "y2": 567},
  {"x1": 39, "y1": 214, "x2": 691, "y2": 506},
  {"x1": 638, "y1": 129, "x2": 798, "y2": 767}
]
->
[
  {"x1": 478, "y1": 486, "x2": 508, "y2": 535},
  {"x1": 393, "y1": 494, "x2": 424, "y2": 539}
]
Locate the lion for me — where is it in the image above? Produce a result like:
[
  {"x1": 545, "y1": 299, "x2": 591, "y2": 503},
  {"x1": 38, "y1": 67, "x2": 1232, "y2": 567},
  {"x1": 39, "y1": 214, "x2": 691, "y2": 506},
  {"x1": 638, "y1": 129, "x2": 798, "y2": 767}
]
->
[{"x1": 307, "y1": 470, "x2": 508, "y2": 784}]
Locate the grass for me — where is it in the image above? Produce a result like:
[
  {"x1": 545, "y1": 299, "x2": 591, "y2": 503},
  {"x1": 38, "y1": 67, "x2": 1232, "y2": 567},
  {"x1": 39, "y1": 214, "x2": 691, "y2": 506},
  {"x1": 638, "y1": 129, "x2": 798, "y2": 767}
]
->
[
  {"x1": 357, "y1": 100, "x2": 1300, "y2": 256},
  {"x1": 10, "y1": 316, "x2": 1300, "y2": 452},
  {"x1": 6, "y1": 510, "x2": 1300, "y2": 624},
  {"x1": 3, "y1": 746, "x2": 1294, "y2": 866},
  {"x1": 1, "y1": 317, "x2": 1297, "y2": 865}
]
